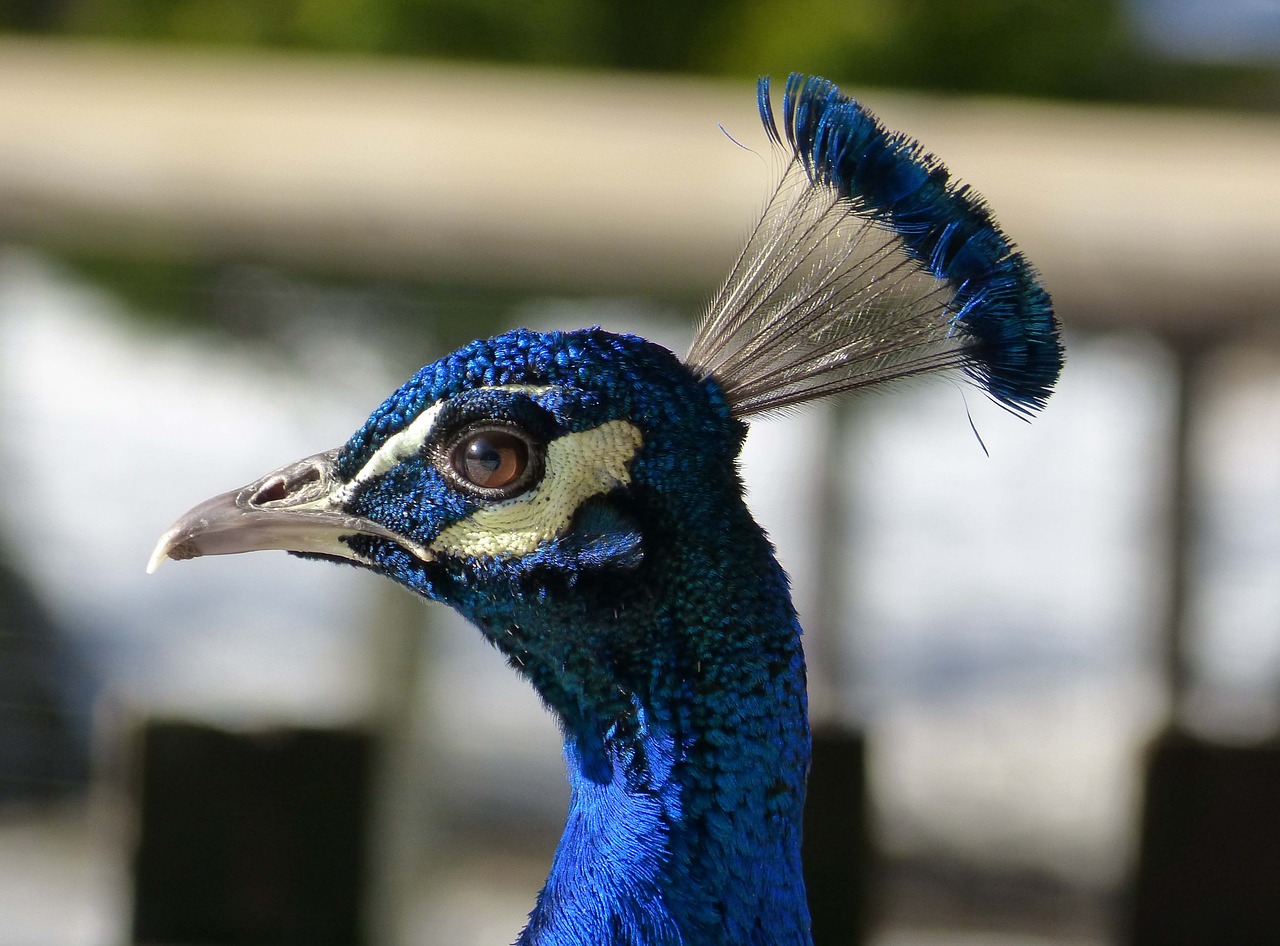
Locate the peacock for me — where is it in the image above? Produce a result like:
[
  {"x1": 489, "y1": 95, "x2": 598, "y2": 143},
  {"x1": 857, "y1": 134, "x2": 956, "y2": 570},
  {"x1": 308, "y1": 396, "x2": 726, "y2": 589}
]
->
[{"x1": 149, "y1": 74, "x2": 1061, "y2": 946}]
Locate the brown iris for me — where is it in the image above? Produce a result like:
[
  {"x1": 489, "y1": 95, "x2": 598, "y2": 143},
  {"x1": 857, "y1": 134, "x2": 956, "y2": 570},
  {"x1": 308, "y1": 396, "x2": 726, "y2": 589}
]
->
[{"x1": 452, "y1": 428, "x2": 531, "y2": 492}]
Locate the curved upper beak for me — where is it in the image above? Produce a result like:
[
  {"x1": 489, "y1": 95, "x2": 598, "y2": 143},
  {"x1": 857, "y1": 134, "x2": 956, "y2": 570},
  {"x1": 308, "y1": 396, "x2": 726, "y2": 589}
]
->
[{"x1": 147, "y1": 449, "x2": 424, "y2": 573}]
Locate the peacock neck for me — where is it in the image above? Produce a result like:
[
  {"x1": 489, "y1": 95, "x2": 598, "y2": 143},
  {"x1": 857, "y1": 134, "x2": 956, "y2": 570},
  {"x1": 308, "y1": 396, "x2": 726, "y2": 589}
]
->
[{"x1": 514, "y1": 526, "x2": 814, "y2": 946}]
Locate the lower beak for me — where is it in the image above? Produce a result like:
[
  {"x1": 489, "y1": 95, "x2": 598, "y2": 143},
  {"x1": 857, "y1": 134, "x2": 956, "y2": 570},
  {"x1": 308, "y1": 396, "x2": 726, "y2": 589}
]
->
[{"x1": 147, "y1": 449, "x2": 419, "y2": 573}]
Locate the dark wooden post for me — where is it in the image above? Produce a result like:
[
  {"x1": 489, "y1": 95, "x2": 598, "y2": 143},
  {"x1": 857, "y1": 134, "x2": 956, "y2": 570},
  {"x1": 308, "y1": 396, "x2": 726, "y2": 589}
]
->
[
  {"x1": 131, "y1": 722, "x2": 373, "y2": 945},
  {"x1": 1129, "y1": 337, "x2": 1280, "y2": 945},
  {"x1": 802, "y1": 402, "x2": 871, "y2": 945}
]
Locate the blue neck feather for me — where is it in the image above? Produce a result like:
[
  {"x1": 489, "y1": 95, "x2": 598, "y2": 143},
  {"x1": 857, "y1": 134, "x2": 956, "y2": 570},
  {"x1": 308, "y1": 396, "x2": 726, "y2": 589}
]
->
[{"x1": 515, "y1": 529, "x2": 812, "y2": 946}]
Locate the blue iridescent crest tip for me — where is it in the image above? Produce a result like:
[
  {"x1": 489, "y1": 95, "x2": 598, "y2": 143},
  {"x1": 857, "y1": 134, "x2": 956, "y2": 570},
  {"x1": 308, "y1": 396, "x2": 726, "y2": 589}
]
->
[{"x1": 687, "y1": 73, "x2": 1062, "y2": 418}]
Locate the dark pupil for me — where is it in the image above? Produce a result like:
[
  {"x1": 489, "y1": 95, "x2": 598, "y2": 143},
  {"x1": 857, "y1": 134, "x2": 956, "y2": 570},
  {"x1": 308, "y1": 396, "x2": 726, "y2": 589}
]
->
[{"x1": 461, "y1": 431, "x2": 527, "y2": 489}]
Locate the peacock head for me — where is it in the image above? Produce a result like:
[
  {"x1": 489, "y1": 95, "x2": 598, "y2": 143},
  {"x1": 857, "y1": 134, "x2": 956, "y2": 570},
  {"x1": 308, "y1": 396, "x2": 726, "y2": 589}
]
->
[
  {"x1": 151, "y1": 71, "x2": 1063, "y2": 740},
  {"x1": 151, "y1": 72, "x2": 1063, "y2": 695},
  {"x1": 150, "y1": 327, "x2": 747, "y2": 650}
]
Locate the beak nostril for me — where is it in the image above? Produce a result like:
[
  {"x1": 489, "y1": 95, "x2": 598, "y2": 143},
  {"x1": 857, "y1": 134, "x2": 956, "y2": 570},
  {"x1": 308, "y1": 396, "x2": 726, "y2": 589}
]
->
[
  {"x1": 252, "y1": 477, "x2": 289, "y2": 505},
  {"x1": 250, "y1": 466, "x2": 323, "y2": 506}
]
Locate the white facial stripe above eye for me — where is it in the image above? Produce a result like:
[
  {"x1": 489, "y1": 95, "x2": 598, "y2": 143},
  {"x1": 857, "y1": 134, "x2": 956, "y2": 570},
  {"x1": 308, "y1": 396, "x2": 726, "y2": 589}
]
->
[
  {"x1": 343, "y1": 400, "x2": 447, "y2": 496},
  {"x1": 430, "y1": 419, "x2": 643, "y2": 560},
  {"x1": 343, "y1": 384, "x2": 554, "y2": 496}
]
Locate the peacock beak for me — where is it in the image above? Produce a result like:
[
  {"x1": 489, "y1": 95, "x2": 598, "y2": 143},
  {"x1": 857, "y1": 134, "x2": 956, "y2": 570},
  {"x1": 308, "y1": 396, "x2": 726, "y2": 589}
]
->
[{"x1": 147, "y1": 449, "x2": 423, "y2": 573}]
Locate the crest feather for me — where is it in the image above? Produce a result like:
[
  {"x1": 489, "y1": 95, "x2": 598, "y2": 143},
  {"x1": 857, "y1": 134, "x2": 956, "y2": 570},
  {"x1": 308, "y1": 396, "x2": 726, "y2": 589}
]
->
[{"x1": 686, "y1": 74, "x2": 1062, "y2": 418}]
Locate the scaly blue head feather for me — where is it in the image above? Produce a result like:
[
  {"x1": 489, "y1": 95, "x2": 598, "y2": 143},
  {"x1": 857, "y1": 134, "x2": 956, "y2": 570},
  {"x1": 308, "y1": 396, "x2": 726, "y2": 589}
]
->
[{"x1": 150, "y1": 74, "x2": 1062, "y2": 946}]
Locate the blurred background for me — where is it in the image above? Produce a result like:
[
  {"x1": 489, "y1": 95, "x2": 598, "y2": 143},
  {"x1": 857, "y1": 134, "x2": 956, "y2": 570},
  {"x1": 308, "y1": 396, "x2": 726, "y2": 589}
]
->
[{"x1": 0, "y1": 1, "x2": 1278, "y2": 944}]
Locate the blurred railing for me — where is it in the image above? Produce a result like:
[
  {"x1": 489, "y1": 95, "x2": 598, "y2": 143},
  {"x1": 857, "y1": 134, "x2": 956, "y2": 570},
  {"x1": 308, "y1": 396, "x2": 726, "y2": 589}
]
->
[{"x1": 1, "y1": 37, "x2": 1278, "y2": 339}]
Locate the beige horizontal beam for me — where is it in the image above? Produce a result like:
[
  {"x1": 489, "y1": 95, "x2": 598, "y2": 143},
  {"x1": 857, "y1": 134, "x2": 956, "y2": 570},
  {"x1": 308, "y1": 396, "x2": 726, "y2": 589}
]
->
[{"x1": 1, "y1": 38, "x2": 1277, "y2": 337}]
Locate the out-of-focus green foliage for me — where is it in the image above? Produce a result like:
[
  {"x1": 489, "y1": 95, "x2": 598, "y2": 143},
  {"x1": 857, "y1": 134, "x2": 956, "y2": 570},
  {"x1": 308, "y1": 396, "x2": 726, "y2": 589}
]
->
[
  {"x1": 37, "y1": 0, "x2": 737, "y2": 68},
  {"x1": 3, "y1": 0, "x2": 1274, "y2": 106},
  {"x1": 710, "y1": 0, "x2": 1134, "y2": 98},
  {"x1": 55, "y1": 251, "x2": 624, "y2": 355},
  {"x1": 707, "y1": 0, "x2": 1276, "y2": 107}
]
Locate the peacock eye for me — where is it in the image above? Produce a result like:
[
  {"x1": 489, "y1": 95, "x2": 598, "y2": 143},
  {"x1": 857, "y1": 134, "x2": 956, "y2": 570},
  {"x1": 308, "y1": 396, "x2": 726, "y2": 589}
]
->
[{"x1": 445, "y1": 425, "x2": 541, "y2": 498}]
